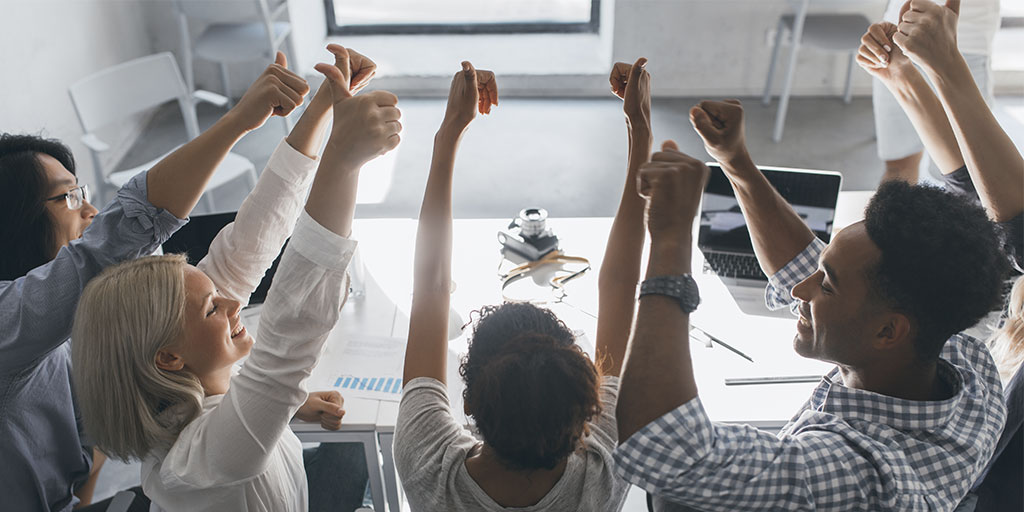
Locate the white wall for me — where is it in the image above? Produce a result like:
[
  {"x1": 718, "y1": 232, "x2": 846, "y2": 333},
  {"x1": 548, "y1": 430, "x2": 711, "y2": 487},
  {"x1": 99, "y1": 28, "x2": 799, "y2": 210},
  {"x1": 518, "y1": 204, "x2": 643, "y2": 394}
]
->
[{"x1": 1, "y1": 0, "x2": 158, "y2": 191}]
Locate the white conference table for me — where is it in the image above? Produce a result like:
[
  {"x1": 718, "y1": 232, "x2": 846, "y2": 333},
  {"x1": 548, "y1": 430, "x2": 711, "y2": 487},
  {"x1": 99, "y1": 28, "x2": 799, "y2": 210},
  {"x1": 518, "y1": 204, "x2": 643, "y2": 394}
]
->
[{"x1": 245, "y1": 191, "x2": 873, "y2": 512}]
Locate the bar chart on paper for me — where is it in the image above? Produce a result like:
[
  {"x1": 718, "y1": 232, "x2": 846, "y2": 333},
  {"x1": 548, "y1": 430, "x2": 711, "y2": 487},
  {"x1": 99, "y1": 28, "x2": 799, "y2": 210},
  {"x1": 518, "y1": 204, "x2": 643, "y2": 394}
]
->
[
  {"x1": 312, "y1": 334, "x2": 407, "y2": 402},
  {"x1": 333, "y1": 375, "x2": 403, "y2": 401}
]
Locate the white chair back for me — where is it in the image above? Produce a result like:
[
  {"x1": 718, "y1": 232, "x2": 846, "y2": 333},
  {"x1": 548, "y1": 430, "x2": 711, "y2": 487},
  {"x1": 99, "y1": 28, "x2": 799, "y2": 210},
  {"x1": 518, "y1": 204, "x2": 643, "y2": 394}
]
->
[{"x1": 68, "y1": 52, "x2": 199, "y2": 138}]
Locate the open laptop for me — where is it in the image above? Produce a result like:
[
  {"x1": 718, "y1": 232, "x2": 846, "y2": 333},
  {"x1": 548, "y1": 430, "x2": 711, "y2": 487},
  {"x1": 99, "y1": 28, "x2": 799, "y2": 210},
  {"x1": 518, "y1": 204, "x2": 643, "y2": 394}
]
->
[
  {"x1": 699, "y1": 163, "x2": 842, "y2": 316},
  {"x1": 161, "y1": 212, "x2": 286, "y2": 306}
]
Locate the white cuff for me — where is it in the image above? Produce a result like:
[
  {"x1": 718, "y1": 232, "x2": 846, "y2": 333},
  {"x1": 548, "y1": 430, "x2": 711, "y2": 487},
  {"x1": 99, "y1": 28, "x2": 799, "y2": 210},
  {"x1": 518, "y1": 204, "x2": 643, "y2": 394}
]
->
[
  {"x1": 290, "y1": 210, "x2": 358, "y2": 272},
  {"x1": 265, "y1": 139, "x2": 319, "y2": 187}
]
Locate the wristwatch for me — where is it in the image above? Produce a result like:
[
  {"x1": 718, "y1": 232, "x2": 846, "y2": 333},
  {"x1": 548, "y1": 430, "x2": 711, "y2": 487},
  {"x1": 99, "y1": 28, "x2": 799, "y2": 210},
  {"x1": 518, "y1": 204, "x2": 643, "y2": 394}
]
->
[{"x1": 639, "y1": 275, "x2": 700, "y2": 313}]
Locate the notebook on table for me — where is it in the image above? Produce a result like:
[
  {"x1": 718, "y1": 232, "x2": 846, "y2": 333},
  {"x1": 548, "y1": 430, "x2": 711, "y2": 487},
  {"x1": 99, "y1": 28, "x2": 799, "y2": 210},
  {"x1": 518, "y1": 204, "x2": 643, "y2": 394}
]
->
[{"x1": 699, "y1": 163, "x2": 842, "y2": 316}]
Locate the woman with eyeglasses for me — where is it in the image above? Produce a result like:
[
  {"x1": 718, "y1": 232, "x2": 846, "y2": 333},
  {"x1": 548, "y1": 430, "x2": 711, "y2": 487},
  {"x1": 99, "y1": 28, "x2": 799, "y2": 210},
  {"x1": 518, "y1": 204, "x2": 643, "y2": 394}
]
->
[
  {"x1": 392, "y1": 58, "x2": 650, "y2": 511},
  {"x1": 0, "y1": 53, "x2": 310, "y2": 512}
]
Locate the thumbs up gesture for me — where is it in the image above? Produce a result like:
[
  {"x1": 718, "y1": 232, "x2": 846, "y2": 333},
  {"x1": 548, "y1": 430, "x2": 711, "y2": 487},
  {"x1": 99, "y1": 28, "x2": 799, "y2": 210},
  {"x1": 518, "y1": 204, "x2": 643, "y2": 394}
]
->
[
  {"x1": 227, "y1": 51, "x2": 310, "y2": 134},
  {"x1": 892, "y1": 0, "x2": 962, "y2": 76}
]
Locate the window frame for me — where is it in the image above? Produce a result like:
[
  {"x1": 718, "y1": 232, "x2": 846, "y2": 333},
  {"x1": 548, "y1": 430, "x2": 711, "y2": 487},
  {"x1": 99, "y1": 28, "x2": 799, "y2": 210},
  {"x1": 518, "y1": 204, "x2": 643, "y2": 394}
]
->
[{"x1": 324, "y1": 0, "x2": 601, "y2": 35}]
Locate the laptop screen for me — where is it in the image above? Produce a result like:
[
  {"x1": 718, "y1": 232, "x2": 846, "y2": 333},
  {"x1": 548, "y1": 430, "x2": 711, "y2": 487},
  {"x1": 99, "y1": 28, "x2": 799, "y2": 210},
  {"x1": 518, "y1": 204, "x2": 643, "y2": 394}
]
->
[
  {"x1": 160, "y1": 212, "x2": 286, "y2": 305},
  {"x1": 699, "y1": 163, "x2": 842, "y2": 253}
]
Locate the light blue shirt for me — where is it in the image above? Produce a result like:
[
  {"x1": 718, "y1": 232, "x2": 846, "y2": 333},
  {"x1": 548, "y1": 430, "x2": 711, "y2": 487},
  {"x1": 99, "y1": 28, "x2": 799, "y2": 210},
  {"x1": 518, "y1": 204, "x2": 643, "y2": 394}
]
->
[{"x1": 0, "y1": 171, "x2": 185, "y2": 511}]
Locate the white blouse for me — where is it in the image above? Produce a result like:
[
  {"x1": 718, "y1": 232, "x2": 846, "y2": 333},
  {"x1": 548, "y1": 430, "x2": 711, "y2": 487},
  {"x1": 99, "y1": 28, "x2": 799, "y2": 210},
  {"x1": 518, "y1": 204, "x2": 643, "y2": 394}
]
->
[{"x1": 140, "y1": 140, "x2": 357, "y2": 512}]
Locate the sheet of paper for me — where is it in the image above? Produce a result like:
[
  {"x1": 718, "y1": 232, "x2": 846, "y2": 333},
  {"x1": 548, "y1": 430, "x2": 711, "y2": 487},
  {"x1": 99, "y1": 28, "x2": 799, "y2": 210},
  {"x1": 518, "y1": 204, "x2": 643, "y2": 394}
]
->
[{"x1": 312, "y1": 334, "x2": 407, "y2": 402}]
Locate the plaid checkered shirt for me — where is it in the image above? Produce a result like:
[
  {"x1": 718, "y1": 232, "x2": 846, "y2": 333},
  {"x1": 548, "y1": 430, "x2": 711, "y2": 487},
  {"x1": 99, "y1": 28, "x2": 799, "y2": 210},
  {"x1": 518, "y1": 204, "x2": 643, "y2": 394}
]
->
[{"x1": 614, "y1": 238, "x2": 1008, "y2": 511}]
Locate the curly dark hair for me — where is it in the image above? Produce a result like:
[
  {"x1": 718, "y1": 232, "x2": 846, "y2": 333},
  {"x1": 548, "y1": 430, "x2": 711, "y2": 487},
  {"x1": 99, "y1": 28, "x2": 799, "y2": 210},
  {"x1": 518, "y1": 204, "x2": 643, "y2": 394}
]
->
[
  {"x1": 0, "y1": 133, "x2": 77, "y2": 281},
  {"x1": 864, "y1": 180, "x2": 1008, "y2": 360},
  {"x1": 459, "y1": 302, "x2": 602, "y2": 471}
]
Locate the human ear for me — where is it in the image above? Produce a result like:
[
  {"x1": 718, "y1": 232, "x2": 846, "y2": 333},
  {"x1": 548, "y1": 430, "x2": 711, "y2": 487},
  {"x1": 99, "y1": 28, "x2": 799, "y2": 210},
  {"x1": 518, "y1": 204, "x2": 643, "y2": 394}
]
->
[
  {"x1": 874, "y1": 312, "x2": 912, "y2": 351},
  {"x1": 155, "y1": 349, "x2": 185, "y2": 371}
]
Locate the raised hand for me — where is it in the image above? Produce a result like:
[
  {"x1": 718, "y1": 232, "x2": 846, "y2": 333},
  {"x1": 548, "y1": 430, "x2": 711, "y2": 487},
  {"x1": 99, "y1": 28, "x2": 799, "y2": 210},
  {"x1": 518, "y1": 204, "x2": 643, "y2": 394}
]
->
[
  {"x1": 347, "y1": 47, "x2": 377, "y2": 95},
  {"x1": 610, "y1": 57, "x2": 651, "y2": 130},
  {"x1": 228, "y1": 52, "x2": 310, "y2": 133},
  {"x1": 893, "y1": 0, "x2": 962, "y2": 76},
  {"x1": 294, "y1": 391, "x2": 346, "y2": 430},
  {"x1": 638, "y1": 141, "x2": 709, "y2": 241},
  {"x1": 442, "y1": 61, "x2": 498, "y2": 132},
  {"x1": 689, "y1": 99, "x2": 746, "y2": 165},
  {"x1": 315, "y1": 48, "x2": 402, "y2": 168},
  {"x1": 857, "y1": 22, "x2": 917, "y2": 83}
]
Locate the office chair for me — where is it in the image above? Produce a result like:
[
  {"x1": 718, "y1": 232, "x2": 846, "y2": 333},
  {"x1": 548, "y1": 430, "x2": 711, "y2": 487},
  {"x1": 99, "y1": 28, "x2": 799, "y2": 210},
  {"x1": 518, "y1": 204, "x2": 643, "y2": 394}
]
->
[{"x1": 762, "y1": 0, "x2": 871, "y2": 142}]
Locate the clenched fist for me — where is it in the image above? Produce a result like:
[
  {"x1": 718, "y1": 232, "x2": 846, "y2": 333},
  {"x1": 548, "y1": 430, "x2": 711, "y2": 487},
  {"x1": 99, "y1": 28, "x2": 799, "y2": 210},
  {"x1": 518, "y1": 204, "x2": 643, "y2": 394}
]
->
[
  {"x1": 893, "y1": 0, "x2": 962, "y2": 76},
  {"x1": 228, "y1": 52, "x2": 310, "y2": 134},
  {"x1": 689, "y1": 99, "x2": 746, "y2": 166},
  {"x1": 295, "y1": 390, "x2": 346, "y2": 430},
  {"x1": 857, "y1": 22, "x2": 915, "y2": 84},
  {"x1": 609, "y1": 57, "x2": 651, "y2": 131},
  {"x1": 638, "y1": 141, "x2": 709, "y2": 241}
]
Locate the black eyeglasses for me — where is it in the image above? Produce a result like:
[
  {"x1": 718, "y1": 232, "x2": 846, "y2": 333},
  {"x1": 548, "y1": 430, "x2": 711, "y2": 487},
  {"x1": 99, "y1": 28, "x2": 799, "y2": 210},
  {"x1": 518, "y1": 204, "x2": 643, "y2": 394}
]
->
[{"x1": 46, "y1": 185, "x2": 89, "y2": 210}]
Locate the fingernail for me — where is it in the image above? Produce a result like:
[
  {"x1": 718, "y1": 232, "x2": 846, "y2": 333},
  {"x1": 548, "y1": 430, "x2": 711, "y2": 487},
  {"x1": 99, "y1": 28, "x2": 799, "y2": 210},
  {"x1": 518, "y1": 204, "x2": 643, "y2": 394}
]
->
[{"x1": 883, "y1": 45, "x2": 892, "y2": 51}]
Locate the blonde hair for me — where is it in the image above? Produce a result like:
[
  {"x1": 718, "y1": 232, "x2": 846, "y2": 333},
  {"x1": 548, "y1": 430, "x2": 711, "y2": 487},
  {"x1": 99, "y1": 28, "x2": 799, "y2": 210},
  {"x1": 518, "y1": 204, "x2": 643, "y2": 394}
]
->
[
  {"x1": 71, "y1": 254, "x2": 204, "y2": 462},
  {"x1": 989, "y1": 275, "x2": 1024, "y2": 384}
]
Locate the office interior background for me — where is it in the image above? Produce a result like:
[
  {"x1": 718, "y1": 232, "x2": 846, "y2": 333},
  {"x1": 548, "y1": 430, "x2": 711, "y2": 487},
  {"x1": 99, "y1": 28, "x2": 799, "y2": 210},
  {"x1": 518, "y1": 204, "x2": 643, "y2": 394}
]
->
[{"x1": 3, "y1": 1, "x2": 1023, "y2": 509}]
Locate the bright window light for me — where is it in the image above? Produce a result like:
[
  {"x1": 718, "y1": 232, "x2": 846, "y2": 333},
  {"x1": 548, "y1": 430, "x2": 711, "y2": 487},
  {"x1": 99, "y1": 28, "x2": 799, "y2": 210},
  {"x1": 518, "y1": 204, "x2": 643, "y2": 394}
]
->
[{"x1": 330, "y1": 0, "x2": 592, "y2": 26}]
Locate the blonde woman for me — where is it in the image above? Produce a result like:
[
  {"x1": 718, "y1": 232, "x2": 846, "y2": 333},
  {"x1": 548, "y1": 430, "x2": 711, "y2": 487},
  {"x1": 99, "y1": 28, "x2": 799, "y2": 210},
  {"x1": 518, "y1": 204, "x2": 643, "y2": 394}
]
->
[{"x1": 71, "y1": 46, "x2": 401, "y2": 512}]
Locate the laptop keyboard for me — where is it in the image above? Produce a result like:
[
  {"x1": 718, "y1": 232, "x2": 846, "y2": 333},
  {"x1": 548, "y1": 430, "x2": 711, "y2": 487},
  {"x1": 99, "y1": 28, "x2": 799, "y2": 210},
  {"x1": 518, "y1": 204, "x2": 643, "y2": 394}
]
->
[{"x1": 703, "y1": 252, "x2": 767, "y2": 280}]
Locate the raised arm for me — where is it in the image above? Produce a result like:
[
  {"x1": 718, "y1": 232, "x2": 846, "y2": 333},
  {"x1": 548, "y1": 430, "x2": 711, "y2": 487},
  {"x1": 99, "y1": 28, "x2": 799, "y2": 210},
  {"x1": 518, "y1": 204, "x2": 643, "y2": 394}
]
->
[
  {"x1": 306, "y1": 47, "x2": 402, "y2": 237},
  {"x1": 146, "y1": 52, "x2": 309, "y2": 219},
  {"x1": 894, "y1": 0, "x2": 1024, "y2": 221},
  {"x1": 403, "y1": 62, "x2": 498, "y2": 384},
  {"x1": 690, "y1": 100, "x2": 814, "y2": 275},
  {"x1": 198, "y1": 46, "x2": 380, "y2": 304},
  {"x1": 192, "y1": 51, "x2": 402, "y2": 479},
  {"x1": 857, "y1": 21, "x2": 964, "y2": 174},
  {"x1": 617, "y1": 143, "x2": 708, "y2": 440},
  {"x1": 596, "y1": 58, "x2": 652, "y2": 377}
]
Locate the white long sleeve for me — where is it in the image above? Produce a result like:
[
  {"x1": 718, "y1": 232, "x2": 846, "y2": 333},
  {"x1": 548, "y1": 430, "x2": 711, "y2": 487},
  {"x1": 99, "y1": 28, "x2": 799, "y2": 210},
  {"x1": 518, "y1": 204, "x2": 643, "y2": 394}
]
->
[
  {"x1": 143, "y1": 212, "x2": 357, "y2": 512},
  {"x1": 197, "y1": 139, "x2": 318, "y2": 305}
]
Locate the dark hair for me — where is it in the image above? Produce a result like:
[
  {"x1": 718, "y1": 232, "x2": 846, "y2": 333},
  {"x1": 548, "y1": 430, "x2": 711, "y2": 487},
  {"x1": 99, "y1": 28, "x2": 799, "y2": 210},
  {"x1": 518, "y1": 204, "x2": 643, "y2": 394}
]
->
[
  {"x1": 0, "y1": 133, "x2": 76, "y2": 281},
  {"x1": 864, "y1": 180, "x2": 1008, "y2": 360},
  {"x1": 459, "y1": 303, "x2": 602, "y2": 471}
]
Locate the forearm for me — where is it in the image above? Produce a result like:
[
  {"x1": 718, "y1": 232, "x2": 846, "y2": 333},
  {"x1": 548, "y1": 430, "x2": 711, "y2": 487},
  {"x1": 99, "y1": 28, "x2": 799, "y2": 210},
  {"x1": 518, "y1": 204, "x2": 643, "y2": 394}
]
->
[
  {"x1": 617, "y1": 237, "x2": 698, "y2": 441},
  {"x1": 720, "y1": 152, "x2": 815, "y2": 275},
  {"x1": 198, "y1": 141, "x2": 318, "y2": 303},
  {"x1": 403, "y1": 125, "x2": 461, "y2": 384},
  {"x1": 596, "y1": 126, "x2": 651, "y2": 376},
  {"x1": 928, "y1": 56, "x2": 1024, "y2": 222},
  {"x1": 303, "y1": 145, "x2": 360, "y2": 237},
  {"x1": 145, "y1": 113, "x2": 247, "y2": 219},
  {"x1": 880, "y1": 69, "x2": 964, "y2": 174},
  {"x1": 285, "y1": 93, "x2": 333, "y2": 159}
]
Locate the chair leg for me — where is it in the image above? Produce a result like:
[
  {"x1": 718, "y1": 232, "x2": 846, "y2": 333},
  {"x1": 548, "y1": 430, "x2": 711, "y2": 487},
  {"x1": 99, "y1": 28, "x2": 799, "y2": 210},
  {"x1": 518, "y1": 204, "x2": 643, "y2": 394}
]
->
[
  {"x1": 219, "y1": 62, "x2": 234, "y2": 109},
  {"x1": 773, "y1": 38, "x2": 801, "y2": 143},
  {"x1": 843, "y1": 51, "x2": 856, "y2": 105},
  {"x1": 763, "y1": 18, "x2": 786, "y2": 106}
]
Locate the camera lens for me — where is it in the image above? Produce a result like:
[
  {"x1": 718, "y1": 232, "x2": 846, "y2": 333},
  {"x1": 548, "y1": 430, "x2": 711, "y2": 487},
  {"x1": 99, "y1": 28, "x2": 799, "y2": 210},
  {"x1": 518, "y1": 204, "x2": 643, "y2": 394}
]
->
[{"x1": 518, "y1": 208, "x2": 548, "y2": 237}]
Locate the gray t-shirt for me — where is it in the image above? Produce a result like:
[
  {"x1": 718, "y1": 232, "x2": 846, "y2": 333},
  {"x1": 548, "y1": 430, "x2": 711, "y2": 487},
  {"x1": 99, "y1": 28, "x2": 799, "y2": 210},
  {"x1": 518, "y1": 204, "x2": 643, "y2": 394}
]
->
[{"x1": 394, "y1": 376, "x2": 629, "y2": 511}]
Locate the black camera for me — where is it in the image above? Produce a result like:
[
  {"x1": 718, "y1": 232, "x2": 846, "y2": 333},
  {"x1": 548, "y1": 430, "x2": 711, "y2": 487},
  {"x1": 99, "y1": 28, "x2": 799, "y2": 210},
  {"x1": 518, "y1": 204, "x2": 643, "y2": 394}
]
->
[{"x1": 497, "y1": 208, "x2": 559, "y2": 261}]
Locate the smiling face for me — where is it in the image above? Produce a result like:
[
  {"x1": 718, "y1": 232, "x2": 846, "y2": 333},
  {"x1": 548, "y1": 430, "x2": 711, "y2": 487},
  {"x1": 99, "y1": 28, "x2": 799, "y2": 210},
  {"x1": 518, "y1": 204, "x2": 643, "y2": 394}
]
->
[
  {"x1": 790, "y1": 222, "x2": 890, "y2": 367},
  {"x1": 156, "y1": 265, "x2": 254, "y2": 394},
  {"x1": 39, "y1": 153, "x2": 98, "y2": 255}
]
